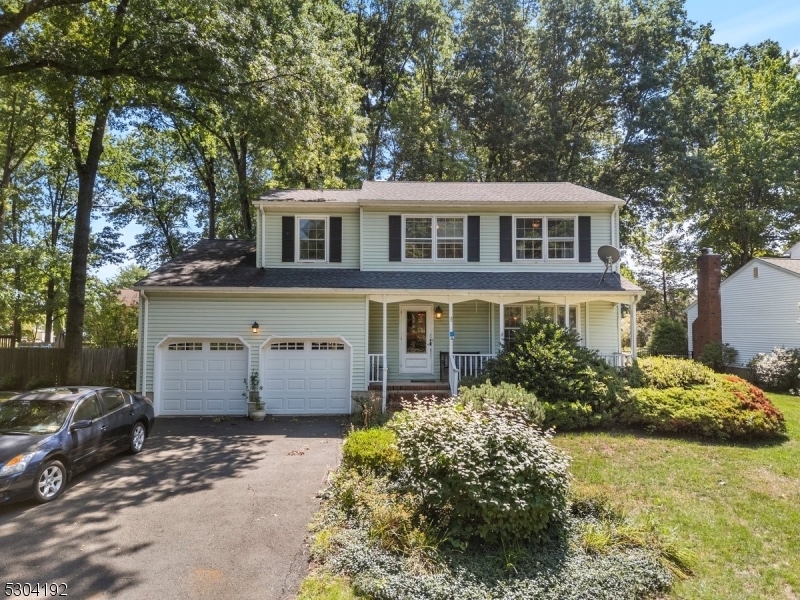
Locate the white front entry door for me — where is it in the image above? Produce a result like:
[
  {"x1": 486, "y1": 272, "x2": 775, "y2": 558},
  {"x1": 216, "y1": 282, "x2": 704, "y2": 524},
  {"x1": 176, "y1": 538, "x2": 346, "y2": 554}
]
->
[{"x1": 399, "y1": 305, "x2": 434, "y2": 374}]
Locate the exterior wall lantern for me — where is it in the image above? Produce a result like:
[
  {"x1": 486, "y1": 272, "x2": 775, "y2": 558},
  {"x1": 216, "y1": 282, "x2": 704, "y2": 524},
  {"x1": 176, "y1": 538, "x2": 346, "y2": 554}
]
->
[
  {"x1": 434, "y1": 306, "x2": 443, "y2": 319},
  {"x1": 251, "y1": 322, "x2": 260, "y2": 334}
]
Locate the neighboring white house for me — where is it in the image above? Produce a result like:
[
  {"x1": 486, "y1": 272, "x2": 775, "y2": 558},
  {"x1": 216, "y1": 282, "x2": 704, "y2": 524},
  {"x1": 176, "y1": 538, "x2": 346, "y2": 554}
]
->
[
  {"x1": 686, "y1": 242, "x2": 800, "y2": 365},
  {"x1": 134, "y1": 181, "x2": 644, "y2": 417}
]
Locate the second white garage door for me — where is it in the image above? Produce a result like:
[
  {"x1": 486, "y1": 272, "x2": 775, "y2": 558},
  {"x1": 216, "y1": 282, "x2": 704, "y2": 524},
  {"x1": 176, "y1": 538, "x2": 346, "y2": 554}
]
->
[{"x1": 262, "y1": 339, "x2": 351, "y2": 414}]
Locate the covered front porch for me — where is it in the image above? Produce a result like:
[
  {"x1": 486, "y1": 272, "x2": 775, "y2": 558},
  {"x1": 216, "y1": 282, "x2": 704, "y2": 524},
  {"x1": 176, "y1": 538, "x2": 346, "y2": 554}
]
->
[{"x1": 366, "y1": 292, "x2": 640, "y2": 409}]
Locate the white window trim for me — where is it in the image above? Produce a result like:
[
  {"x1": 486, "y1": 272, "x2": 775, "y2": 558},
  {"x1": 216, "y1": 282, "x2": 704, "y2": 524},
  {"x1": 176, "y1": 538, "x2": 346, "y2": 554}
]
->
[
  {"x1": 503, "y1": 304, "x2": 582, "y2": 341},
  {"x1": 513, "y1": 215, "x2": 578, "y2": 262},
  {"x1": 401, "y1": 214, "x2": 467, "y2": 262},
  {"x1": 296, "y1": 215, "x2": 329, "y2": 263}
]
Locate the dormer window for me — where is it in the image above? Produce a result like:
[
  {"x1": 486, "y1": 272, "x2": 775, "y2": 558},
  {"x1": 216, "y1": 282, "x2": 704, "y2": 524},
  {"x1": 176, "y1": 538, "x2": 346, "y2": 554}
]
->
[
  {"x1": 403, "y1": 216, "x2": 465, "y2": 261},
  {"x1": 297, "y1": 217, "x2": 327, "y2": 261}
]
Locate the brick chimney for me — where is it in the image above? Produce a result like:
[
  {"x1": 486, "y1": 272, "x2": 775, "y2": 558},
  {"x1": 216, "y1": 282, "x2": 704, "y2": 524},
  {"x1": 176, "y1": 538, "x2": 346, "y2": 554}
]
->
[{"x1": 692, "y1": 248, "x2": 722, "y2": 358}]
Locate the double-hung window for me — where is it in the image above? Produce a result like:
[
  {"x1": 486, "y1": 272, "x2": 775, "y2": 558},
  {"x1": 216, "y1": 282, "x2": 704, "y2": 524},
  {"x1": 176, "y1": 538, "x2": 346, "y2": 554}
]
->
[
  {"x1": 514, "y1": 216, "x2": 576, "y2": 261},
  {"x1": 298, "y1": 217, "x2": 327, "y2": 261},
  {"x1": 404, "y1": 216, "x2": 464, "y2": 260}
]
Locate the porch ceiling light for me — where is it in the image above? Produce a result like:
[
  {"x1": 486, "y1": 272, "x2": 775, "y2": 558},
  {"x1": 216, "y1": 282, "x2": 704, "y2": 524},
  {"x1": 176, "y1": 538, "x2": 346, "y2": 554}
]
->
[
  {"x1": 435, "y1": 306, "x2": 443, "y2": 319},
  {"x1": 251, "y1": 322, "x2": 260, "y2": 334}
]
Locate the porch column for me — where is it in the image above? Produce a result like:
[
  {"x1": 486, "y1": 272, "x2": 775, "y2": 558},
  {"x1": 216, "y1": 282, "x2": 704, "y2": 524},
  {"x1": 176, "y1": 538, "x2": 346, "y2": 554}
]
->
[
  {"x1": 564, "y1": 300, "x2": 570, "y2": 329},
  {"x1": 630, "y1": 297, "x2": 638, "y2": 361},
  {"x1": 498, "y1": 302, "x2": 504, "y2": 352},
  {"x1": 448, "y1": 301, "x2": 454, "y2": 394},
  {"x1": 382, "y1": 299, "x2": 388, "y2": 412}
]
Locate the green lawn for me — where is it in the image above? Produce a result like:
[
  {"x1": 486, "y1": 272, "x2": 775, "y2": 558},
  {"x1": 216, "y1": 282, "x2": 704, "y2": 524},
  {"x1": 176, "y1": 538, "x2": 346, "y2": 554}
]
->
[
  {"x1": 0, "y1": 391, "x2": 16, "y2": 401},
  {"x1": 552, "y1": 393, "x2": 800, "y2": 600}
]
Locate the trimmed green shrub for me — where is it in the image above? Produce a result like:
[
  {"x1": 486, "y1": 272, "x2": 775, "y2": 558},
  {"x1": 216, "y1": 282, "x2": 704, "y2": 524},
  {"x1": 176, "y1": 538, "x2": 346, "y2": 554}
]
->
[
  {"x1": 479, "y1": 315, "x2": 625, "y2": 429},
  {"x1": 342, "y1": 428, "x2": 403, "y2": 475},
  {"x1": 749, "y1": 347, "x2": 800, "y2": 391},
  {"x1": 627, "y1": 357, "x2": 716, "y2": 389},
  {"x1": 457, "y1": 380, "x2": 545, "y2": 426},
  {"x1": 698, "y1": 342, "x2": 739, "y2": 372},
  {"x1": 389, "y1": 402, "x2": 571, "y2": 544},
  {"x1": 0, "y1": 373, "x2": 22, "y2": 391},
  {"x1": 621, "y1": 375, "x2": 785, "y2": 440},
  {"x1": 647, "y1": 318, "x2": 688, "y2": 357}
]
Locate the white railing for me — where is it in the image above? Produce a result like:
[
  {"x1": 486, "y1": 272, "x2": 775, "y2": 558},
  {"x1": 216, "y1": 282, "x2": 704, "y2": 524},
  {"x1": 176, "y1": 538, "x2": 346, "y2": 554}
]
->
[
  {"x1": 449, "y1": 355, "x2": 460, "y2": 397},
  {"x1": 600, "y1": 352, "x2": 632, "y2": 369},
  {"x1": 368, "y1": 354, "x2": 384, "y2": 383},
  {"x1": 452, "y1": 353, "x2": 495, "y2": 379}
]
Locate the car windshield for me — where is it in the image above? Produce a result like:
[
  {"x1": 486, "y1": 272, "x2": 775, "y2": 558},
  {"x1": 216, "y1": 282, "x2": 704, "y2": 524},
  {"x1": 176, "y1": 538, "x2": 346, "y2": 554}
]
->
[{"x1": 0, "y1": 400, "x2": 74, "y2": 435}]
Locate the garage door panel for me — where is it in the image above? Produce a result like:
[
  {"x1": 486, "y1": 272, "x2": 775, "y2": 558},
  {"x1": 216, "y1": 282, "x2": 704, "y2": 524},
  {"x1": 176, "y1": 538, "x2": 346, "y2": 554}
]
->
[
  {"x1": 159, "y1": 340, "x2": 248, "y2": 416},
  {"x1": 262, "y1": 339, "x2": 350, "y2": 415}
]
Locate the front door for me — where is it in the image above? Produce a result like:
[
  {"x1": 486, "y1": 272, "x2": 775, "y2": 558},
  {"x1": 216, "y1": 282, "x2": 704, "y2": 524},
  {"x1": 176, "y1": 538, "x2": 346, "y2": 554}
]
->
[{"x1": 399, "y1": 305, "x2": 433, "y2": 374}]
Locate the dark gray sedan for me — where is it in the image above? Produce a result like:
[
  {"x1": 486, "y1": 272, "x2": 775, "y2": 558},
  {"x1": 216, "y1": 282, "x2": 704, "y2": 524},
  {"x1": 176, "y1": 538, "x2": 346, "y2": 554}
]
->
[{"x1": 0, "y1": 387, "x2": 155, "y2": 504}]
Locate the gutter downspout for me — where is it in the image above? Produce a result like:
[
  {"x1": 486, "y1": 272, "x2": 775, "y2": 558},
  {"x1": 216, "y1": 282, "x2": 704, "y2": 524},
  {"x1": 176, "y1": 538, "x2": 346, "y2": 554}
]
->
[{"x1": 141, "y1": 290, "x2": 149, "y2": 396}]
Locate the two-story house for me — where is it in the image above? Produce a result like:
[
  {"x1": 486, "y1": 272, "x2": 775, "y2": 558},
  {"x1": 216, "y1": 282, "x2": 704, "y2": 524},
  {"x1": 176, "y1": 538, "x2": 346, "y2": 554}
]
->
[{"x1": 134, "y1": 181, "x2": 643, "y2": 417}]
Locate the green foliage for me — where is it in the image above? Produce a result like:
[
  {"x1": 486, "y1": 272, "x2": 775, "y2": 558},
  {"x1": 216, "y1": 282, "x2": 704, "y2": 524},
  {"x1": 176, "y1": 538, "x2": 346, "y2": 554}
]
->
[
  {"x1": 25, "y1": 375, "x2": 55, "y2": 390},
  {"x1": 457, "y1": 380, "x2": 545, "y2": 426},
  {"x1": 297, "y1": 573, "x2": 363, "y2": 600},
  {"x1": 389, "y1": 402, "x2": 571, "y2": 544},
  {"x1": 0, "y1": 373, "x2": 22, "y2": 391},
  {"x1": 621, "y1": 375, "x2": 786, "y2": 440},
  {"x1": 342, "y1": 428, "x2": 403, "y2": 476},
  {"x1": 647, "y1": 318, "x2": 688, "y2": 357},
  {"x1": 83, "y1": 277, "x2": 139, "y2": 348},
  {"x1": 698, "y1": 342, "x2": 739, "y2": 372},
  {"x1": 480, "y1": 315, "x2": 625, "y2": 430},
  {"x1": 748, "y1": 348, "x2": 800, "y2": 391},
  {"x1": 627, "y1": 357, "x2": 716, "y2": 389}
]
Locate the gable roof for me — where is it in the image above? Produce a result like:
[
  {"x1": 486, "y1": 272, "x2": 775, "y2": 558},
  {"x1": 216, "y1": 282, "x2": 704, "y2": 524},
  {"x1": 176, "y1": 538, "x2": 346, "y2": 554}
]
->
[
  {"x1": 684, "y1": 256, "x2": 800, "y2": 311},
  {"x1": 258, "y1": 181, "x2": 622, "y2": 206},
  {"x1": 135, "y1": 239, "x2": 641, "y2": 294}
]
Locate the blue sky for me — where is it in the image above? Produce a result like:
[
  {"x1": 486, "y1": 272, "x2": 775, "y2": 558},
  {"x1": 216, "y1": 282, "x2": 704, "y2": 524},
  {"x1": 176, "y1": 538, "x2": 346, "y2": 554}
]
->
[
  {"x1": 94, "y1": 0, "x2": 800, "y2": 281},
  {"x1": 684, "y1": 0, "x2": 800, "y2": 52}
]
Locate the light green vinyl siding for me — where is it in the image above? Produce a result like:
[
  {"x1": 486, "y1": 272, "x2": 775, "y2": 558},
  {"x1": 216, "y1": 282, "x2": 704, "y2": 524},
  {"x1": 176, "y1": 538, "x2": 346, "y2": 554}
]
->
[
  {"x1": 369, "y1": 300, "x2": 493, "y2": 381},
  {"x1": 142, "y1": 294, "x2": 367, "y2": 393},
  {"x1": 263, "y1": 212, "x2": 360, "y2": 268},
  {"x1": 361, "y1": 209, "x2": 612, "y2": 272},
  {"x1": 585, "y1": 301, "x2": 620, "y2": 355}
]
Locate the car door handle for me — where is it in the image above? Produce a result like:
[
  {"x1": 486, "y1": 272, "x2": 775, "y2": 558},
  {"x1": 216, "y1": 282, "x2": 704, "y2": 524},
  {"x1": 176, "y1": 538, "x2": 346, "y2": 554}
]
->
[
  {"x1": 101, "y1": 425, "x2": 107, "y2": 431},
  {"x1": 129, "y1": 410, "x2": 135, "y2": 415}
]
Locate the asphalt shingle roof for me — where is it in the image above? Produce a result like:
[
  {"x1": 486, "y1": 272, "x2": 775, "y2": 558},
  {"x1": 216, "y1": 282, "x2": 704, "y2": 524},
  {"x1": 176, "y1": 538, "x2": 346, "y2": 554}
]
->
[
  {"x1": 135, "y1": 240, "x2": 641, "y2": 293},
  {"x1": 259, "y1": 181, "x2": 622, "y2": 205},
  {"x1": 760, "y1": 257, "x2": 800, "y2": 276}
]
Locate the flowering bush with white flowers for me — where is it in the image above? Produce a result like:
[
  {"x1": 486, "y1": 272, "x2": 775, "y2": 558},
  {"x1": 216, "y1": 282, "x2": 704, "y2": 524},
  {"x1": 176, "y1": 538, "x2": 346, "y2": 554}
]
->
[
  {"x1": 388, "y1": 401, "x2": 571, "y2": 544},
  {"x1": 749, "y1": 348, "x2": 800, "y2": 391}
]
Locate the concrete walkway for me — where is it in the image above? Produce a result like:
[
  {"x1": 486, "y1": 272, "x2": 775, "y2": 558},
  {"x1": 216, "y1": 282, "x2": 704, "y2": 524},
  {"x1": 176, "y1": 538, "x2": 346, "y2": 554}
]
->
[{"x1": 0, "y1": 416, "x2": 344, "y2": 599}]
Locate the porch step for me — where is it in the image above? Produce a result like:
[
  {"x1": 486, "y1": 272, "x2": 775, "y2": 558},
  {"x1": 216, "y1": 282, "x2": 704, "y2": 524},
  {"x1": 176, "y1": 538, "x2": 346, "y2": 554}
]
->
[{"x1": 369, "y1": 381, "x2": 451, "y2": 392}]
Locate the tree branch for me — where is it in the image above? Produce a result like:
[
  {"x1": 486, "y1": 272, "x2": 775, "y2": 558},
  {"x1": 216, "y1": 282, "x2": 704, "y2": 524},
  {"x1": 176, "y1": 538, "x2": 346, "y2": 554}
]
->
[{"x1": 0, "y1": 0, "x2": 95, "y2": 40}]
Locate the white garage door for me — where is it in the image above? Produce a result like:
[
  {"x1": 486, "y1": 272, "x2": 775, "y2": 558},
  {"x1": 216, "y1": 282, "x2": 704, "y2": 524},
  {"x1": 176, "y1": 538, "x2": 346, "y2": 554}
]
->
[
  {"x1": 262, "y1": 339, "x2": 351, "y2": 414},
  {"x1": 160, "y1": 340, "x2": 248, "y2": 415}
]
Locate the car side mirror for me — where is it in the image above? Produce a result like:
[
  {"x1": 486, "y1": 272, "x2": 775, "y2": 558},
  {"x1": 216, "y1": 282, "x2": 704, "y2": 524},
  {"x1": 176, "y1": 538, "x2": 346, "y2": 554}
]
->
[{"x1": 70, "y1": 419, "x2": 93, "y2": 430}]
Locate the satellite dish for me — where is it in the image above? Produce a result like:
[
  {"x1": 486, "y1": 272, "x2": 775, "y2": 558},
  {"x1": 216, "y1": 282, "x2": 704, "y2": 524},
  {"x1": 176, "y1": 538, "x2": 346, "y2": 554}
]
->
[{"x1": 597, "y1": 245, "x2": 620, "y2": 284}]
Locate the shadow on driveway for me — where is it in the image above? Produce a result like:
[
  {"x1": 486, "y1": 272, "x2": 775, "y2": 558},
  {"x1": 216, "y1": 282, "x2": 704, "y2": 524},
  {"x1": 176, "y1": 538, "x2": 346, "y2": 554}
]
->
[{"x1": 0, "y1": 416, "x2": 345, "y2": 599}]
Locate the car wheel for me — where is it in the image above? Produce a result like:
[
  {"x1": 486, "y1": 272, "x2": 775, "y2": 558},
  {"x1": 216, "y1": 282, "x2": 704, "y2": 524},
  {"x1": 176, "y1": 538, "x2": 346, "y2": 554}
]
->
[
  {"x1": 33, "y1": 460, "x2": 66, "y2": 503},
  {"x1": 129, "y1": 422, "x2": 147, "y2": 455}
]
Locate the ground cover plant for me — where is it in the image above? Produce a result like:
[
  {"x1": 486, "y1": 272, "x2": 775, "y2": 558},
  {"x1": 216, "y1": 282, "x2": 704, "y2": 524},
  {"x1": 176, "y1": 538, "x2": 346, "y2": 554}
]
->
[{"x1": 305, "y1": 398, "x2": 689, "y2": 599}]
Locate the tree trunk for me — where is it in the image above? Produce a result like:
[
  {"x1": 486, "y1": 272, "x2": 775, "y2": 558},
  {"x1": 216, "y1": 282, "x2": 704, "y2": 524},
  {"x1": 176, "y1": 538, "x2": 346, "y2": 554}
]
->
[
  {"x1": 236, "y1": 134, "x2": 251, "y2": 237},
  {"x1": 44, "y1": 277, "x2": 55, "y2": 343},
  {"x1": 64, "y1": 104, "x2": 110, "y2": 382},
  {"x1": 207, "y1": 157, "x2": 216, "y2": 240}
]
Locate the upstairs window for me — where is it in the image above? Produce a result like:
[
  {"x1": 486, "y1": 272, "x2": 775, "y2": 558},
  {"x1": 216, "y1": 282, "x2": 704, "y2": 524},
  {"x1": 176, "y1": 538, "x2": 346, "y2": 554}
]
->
[
  {"x1": 404, "y1": 216, "x2": 465, "y2": 260},
  {"x1": 514, "y1": 216, "x2": 577, "y2": 261},
  {"x1": 298, "y1": 217, "x2": 327, "y2": 261}
]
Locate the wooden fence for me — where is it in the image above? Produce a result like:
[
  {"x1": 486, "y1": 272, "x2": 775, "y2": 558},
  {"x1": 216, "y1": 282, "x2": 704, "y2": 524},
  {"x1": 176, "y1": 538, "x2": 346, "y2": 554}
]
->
[{"x1": 0, "y1": 348, "x2": 138, "y2": 390}]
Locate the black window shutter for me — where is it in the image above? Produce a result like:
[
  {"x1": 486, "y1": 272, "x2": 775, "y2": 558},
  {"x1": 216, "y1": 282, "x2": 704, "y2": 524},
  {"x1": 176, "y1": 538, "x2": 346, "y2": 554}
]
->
[
  {"x1": 499, "y1": 216, "x2": 513, "y2": 262},
  {"x1": 578, "y1": 216, "x2": 591, "y2": 263},
  {"x1": 329, "y1": 216, "x2": 342, "y2": 263},
  {"x1": 389, "y1": 215, "x2": 402, "y2": 262},
  {"x1": 467, "y1": 216, "x2": 480, "y2": 262},
  {"x1": 282, "y1": 216, "x2": 294, "y2": 262}
]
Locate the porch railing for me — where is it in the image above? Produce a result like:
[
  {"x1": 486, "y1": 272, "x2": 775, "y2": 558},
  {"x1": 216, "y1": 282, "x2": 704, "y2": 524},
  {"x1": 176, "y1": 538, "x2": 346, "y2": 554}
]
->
[
  {"x1": 452, "y1": 353, "x2": 495, "y2": 379},
  {"x1": 449, "y1": 355, "x2": 460, "y2": 397},
  {"x1": 599, "y1": 352, "x2": 632, "y2": 369},
  {"x1": 368, "y1": 353, "x2": 384, "y2": 383}
]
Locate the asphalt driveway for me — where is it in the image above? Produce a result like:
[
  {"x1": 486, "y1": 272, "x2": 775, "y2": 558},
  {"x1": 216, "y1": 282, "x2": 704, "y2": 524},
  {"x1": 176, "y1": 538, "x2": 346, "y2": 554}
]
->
[{"x1": 0, "y1": 416, "x2": 344, "y2": 599}]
